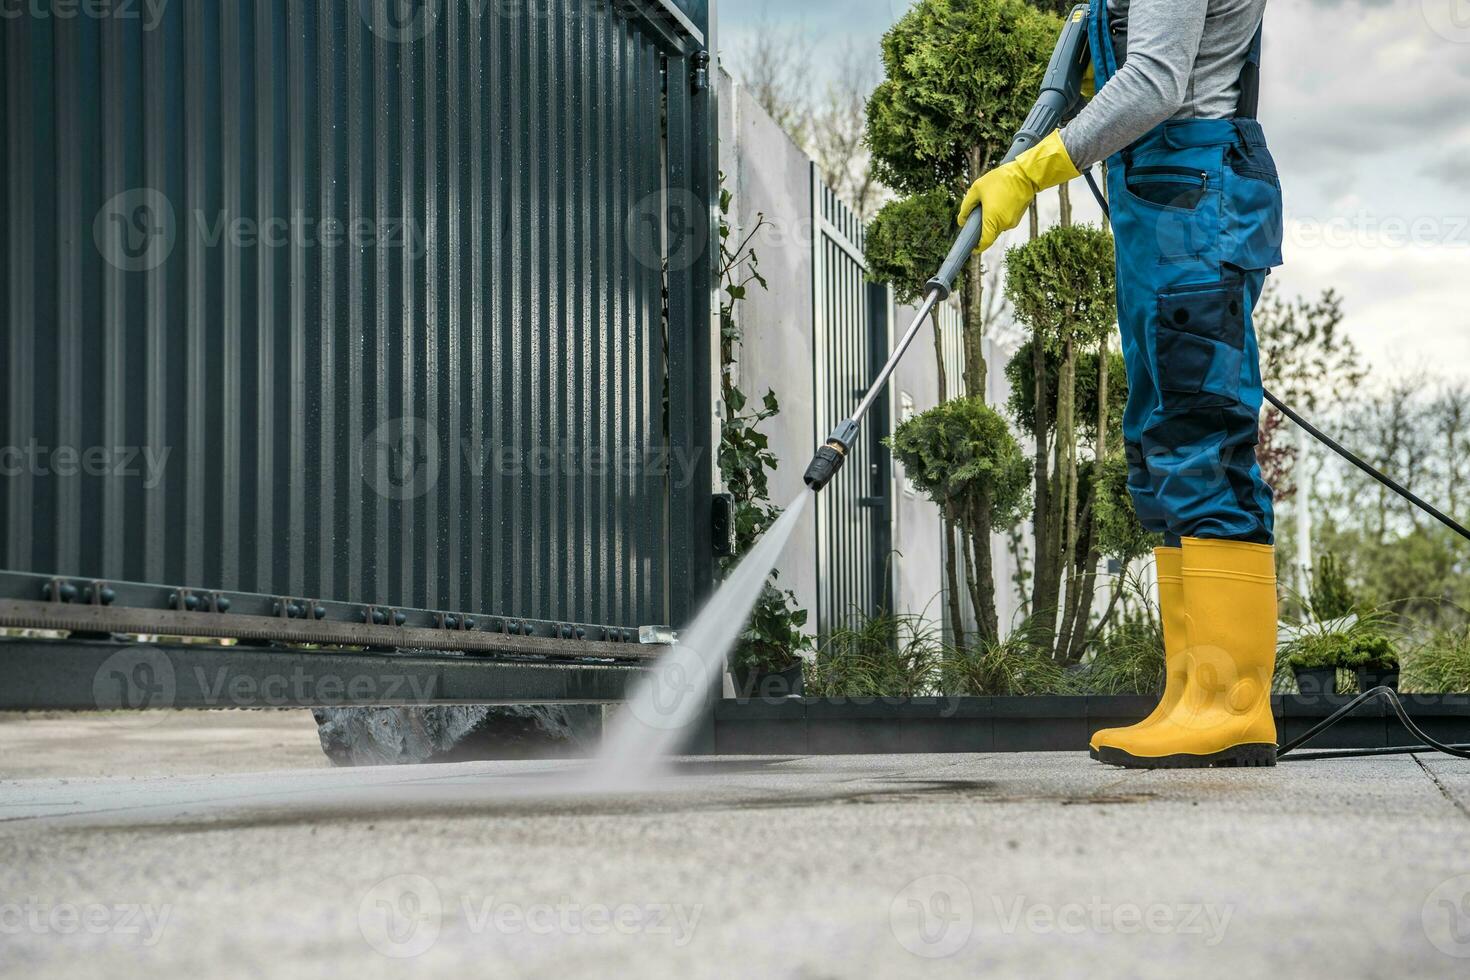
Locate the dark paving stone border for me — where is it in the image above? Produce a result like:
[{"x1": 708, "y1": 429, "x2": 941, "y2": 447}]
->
[{"x1": 709, "y1": 695, "x2": 1470, "y2": 755}]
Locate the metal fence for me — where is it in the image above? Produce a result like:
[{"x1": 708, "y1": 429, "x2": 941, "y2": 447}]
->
[
  {"x1": 811, "y1": 166, "x2": 891, "y2": 636},
  {"x1": 1, "y1": 0, "x2": 716, "y2": 642}
]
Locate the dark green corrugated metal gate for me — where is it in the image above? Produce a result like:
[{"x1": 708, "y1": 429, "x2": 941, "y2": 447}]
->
[{"x1": 0, "y1": 0, "x2": 716, "y2": 648}]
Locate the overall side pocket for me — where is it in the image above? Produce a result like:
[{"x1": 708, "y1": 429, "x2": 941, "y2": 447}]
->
[
  {"x1": 1155, "y1": 278, "x2": 1246, "y2": 411},
  {"x1": 1223, "y1": 134, "x2": 1285, "y2": 271},
  {"x1": 1125, "y1": 166, "x2": 1210, "y2": 211}
]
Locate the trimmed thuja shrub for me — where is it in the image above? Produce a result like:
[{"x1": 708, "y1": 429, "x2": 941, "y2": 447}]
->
[
  {"x1": 888, "y1": 397, "x2": 1031, "y2": 646},
  {"x1": 865, "y1": 0, "x2": 1059, "y2": 654},
  {"x1": 1003, "y1": 224, "x2": 1129, "y2": 664},
  {"x1": 865, "y1": 0, "x2": 1059, "y2": 394},
  {"x1": 1310, "y1": 552, "x2": 1358, "y2": 621}
]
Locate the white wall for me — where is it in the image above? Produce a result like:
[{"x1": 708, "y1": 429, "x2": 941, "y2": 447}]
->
[{"x1": 717, "y1": 70, "x2": 819, "y2": 629}]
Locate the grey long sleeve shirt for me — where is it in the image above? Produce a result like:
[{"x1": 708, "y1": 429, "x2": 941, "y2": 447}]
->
[{"x1": 1059, "y1": 0, "x2": 1267, "y2": 169}]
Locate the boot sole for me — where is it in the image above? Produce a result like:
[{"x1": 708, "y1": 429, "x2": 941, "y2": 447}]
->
[{"x1": 1096, "y1": 743, "x2": 1276, "y2": 770}]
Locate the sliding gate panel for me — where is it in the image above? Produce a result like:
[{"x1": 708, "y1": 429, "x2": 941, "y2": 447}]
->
[{"x1": 1, "y1": 0, "x2": 714, "y2": 633}]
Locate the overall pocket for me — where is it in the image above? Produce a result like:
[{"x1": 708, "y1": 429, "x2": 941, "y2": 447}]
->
[
  {"x1": 1155, "y1": 278, "x2": 1246, "y2": 411},
  {"x1": 1222, "y1": 126, "x2": 1285, "y2": 271},
  {"x1": 1126, "y1": 166, "x2": 1210, "y2": 210},
  {"x1": 1222, "y1": 165, "x2": 1284, "y2": 272},
  {"x1": 1114, "y1": 149, "x2": 1223, "y2": 264}
]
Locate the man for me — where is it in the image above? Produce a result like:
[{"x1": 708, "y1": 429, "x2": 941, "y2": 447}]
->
[{"x1": 958, "y1": 0, "x2": 1282, "y2": 769}]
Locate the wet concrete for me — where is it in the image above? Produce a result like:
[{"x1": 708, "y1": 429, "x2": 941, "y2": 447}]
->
[{"x1": 2, "y1": 714, "x2": 1470, "y2": 977}]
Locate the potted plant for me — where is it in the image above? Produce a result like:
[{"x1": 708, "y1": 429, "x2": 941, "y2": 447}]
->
[
  {"x1": 1354, "y1": 633, "x2": 1401, "y2": 692},
  {"x1": 1284, "y1": 632, "x2": 1364, "y2": 696},
  {"x1": 729, "y1": 583, "x2": 812, "y2": 700}
]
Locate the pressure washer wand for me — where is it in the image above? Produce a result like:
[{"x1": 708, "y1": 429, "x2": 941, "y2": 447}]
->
[{"x1": 803, "y1": 4, "x2": 1092, "y2": 493}]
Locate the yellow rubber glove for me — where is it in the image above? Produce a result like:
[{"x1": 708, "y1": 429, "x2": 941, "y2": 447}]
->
[{"x1": 956, "y1": 130, "x2": 1082, "y2": 253}]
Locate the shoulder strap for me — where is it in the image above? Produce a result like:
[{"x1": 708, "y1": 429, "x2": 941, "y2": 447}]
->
[{"x1": 1235, "y1": 22, "x2": 1264, "y2": 119}]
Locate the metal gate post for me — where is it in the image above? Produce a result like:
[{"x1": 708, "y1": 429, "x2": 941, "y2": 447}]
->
[
  {"x1": 867, "y1": 281, "x2": 895, "y2": 617},
  {"x1": 662, "y1": 0, "x2": 718, "y2": 630}
]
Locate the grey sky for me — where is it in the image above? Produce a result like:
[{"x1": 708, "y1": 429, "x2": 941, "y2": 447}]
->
[{"x1": 719, "y1": 0, "x2": 1470, "y2": 384}]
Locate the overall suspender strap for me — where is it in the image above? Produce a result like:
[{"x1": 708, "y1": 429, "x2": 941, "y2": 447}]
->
[{"x1": 1235, "y1": 22, "x2": 1264, "y2": 120}]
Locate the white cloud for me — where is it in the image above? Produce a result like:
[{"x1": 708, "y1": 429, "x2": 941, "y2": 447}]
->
[{"x1": 1265, "y1": 0, "x2": 1470, "y2": 384}]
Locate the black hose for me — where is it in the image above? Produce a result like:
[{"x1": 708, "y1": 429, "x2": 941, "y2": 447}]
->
[
  {"x1": 1083, "y1": 167, "x2": 1108, "y2": 217},
  {"x1": 1277, "y1": 687, "x2": 1470, "y2": 762},
  {"x1": 1280, "y1": 744, "x2": 1470, "y2": 762},
  {"x1": 1261, "y1": 390, "x2": 1470, "y2": 543}
]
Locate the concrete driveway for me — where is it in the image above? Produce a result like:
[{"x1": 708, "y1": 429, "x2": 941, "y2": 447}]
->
[{"x1": 2, "y1": 713, "x2": 1469, "y2": 978}]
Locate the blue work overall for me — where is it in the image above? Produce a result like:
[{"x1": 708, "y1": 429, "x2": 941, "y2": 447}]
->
[{"x1": 1088, "y1": 0, "x2": 1283, "y2": 544}]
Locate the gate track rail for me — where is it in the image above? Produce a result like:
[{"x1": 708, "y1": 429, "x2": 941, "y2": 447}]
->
[
  {"x1": 0, "y1": 600, "x2": 661, "y2": 663},
  {"x1": 0, "y1": 638, "x2": 644, "y2": 710}
]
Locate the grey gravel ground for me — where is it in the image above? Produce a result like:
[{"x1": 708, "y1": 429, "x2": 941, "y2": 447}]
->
[{"x1": 2, "y1": 713, "x2": 1470, "y2": 978}]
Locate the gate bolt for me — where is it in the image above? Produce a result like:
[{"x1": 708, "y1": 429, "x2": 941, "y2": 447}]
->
[
  {"x1": 42, "y1": 580, "x2": 79, "y2": 603},
  {"x1": 83, "y1": 584, "x2": 117, "y2": 606}
]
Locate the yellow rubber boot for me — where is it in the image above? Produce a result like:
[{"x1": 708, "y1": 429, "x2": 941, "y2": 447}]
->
[
  {"x1": 1090, "y1": 547, "x2": 1186, "y2": 758},
  {"x1": 1096, "y1": 539, "x2": 1279, "y2": 769}
]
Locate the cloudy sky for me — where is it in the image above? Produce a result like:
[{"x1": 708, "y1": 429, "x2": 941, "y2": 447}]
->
[{"x1": 719, "y1": 0, "x2": 1470, "y2": 386}]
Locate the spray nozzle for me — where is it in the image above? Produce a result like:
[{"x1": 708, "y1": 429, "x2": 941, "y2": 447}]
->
[{"x1": 804, "y1": 420, "x2": 859, "y2": 492}]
